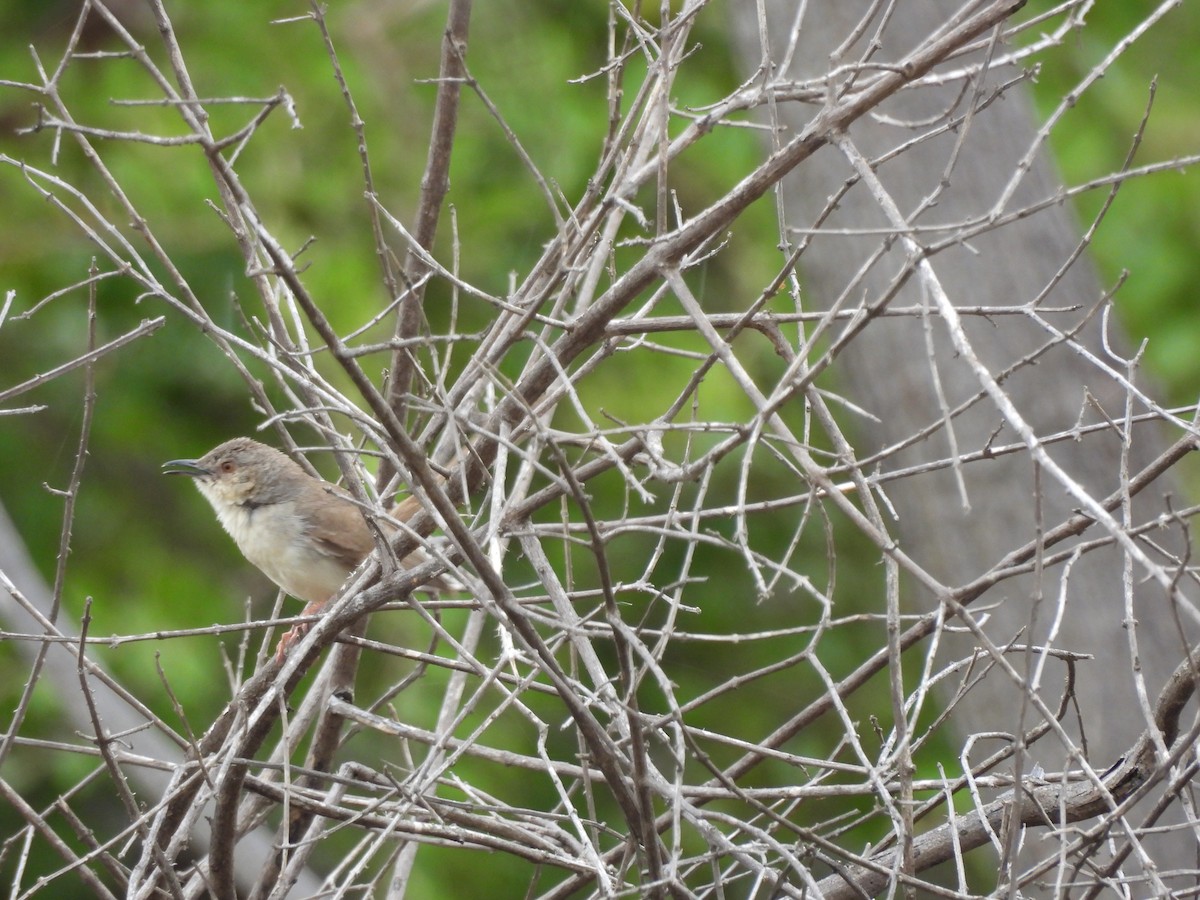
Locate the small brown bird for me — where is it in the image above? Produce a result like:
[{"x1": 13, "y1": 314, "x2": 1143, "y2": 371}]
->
[{"x1": 163, "y1": 437, "x2": 452, "y2": 658}]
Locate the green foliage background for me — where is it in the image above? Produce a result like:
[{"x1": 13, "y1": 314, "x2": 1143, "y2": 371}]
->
[{"x1": 0, "y1": 1, "x2": 1197, "y2": 895}]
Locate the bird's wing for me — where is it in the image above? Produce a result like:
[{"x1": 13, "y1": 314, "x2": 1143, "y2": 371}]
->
[{"x1": 302, "y1": 486, "x2": 376, "y2": 570}]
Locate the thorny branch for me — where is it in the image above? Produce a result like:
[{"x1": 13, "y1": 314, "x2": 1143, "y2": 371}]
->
[{"x1": 3, "y1": 1, "x2": 1200, "y2": 898}]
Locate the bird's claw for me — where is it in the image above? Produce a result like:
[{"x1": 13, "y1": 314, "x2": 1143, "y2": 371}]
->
[{"x1": 275, "y1": 623, "x2": 310, "y2": 662}]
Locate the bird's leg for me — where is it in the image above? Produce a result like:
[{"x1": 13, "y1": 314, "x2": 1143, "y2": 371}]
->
[{"x1": 275, "y1": 598, "x2": 328, "y2": 661}]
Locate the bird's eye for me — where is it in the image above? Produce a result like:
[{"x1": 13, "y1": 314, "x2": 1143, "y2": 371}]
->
[{"x1": 220, "y1": 461, "x2": 236, "y2": 473}]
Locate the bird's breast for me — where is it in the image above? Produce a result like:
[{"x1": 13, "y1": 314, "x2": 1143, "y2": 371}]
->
[{"x1": 212, "y1": 500, "x2": 351, "y2": 605}]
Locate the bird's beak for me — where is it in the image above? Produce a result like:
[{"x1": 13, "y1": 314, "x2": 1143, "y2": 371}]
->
[{"x1": 162, "y1": 458, "x2": 209, "y2": 477}]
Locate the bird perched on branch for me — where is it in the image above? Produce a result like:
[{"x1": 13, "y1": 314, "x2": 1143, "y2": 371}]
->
[{"x1": 163, "y1": 437, "x2": 455, "y2": 659}]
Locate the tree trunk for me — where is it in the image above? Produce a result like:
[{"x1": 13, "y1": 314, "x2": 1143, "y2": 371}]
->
[{"x1": 731, "y1": 1, "x2": 1193, "y2": 887}]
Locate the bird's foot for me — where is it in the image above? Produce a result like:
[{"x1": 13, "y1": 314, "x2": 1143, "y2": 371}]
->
[
  {"x1": 274, "y1": 624, "x2": 309, "y2": 662},
  {"x1": 274, "y1": 600, "x2": 326, "y2": 662}
]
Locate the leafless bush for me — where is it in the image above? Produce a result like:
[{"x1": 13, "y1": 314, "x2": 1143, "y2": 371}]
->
[{"x1": 2, "y1": 1, "x2": 1200, "y2": 897}]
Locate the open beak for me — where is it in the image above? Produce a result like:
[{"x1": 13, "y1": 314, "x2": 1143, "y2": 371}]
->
[{"x1": 162, "y1": 458, "x2": 209, "y2": 477}]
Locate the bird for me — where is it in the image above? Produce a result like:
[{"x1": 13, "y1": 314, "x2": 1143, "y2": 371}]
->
[{"x1": 163, "y1": 437, "x2": 453, "y2": 659}]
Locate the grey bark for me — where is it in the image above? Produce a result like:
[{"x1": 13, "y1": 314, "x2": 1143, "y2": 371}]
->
[{"x1": 730, "y1": 2, "x2": 1194, "y2": 892}]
